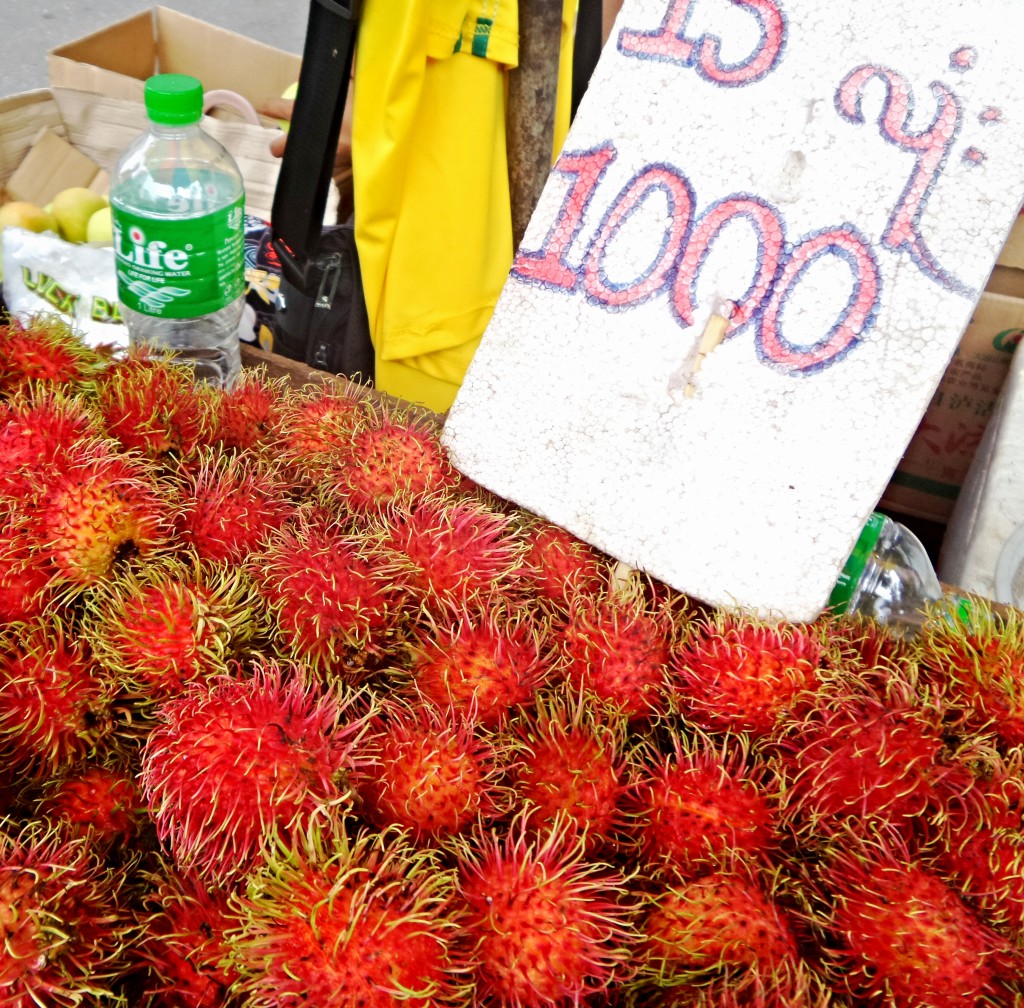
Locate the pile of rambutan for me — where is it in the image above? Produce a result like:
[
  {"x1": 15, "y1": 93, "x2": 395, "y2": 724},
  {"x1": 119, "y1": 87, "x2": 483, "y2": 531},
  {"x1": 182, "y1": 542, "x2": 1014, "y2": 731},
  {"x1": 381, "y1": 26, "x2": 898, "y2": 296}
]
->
[{"x1": 2, "y1": 309, "x2": 1024, "y2": 1007}]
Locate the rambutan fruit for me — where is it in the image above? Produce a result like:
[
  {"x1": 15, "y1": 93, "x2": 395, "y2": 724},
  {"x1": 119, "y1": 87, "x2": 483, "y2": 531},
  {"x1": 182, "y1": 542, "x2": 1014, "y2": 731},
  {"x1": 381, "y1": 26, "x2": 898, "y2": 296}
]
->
[
  {"x1": 508, "y1": 688, "x2": 630, "y2": 854},
  {"x1": 212, "y1": 369, "x2": 288, "y2": 452},
  {"x1": 381, "y1": 494, "x2": 530, "y2": 606},
  {"x1": 252, "y1": 509, "x2": 402, "y2": 674},
  {"x1": 227, "y1": 822, "x2": 471, "y2": 1008},
  {"x1": 404, "y1": 598, "x2": 553, "y2": 727},
  {"x1": 453, "y1": 815, "x2": 638, "y2": 1006},
  {"x1": 917, "y1": 601, "x2": 1024, "y2": 751},
  {"x1": 517, "y1": 516, "x2": 609, "y2": 610},
  {"x1": 81, "y1": 552, "x2": 263, "y2": 703},
  {"x1": 140, "y1": 657, "x2": 372, "y2": 882},
  {"x1": 771, "y1": 673, "x2": 964, "y2": 845},
  {"x1": 672, "y1": 613, "x2": 824, "y2": 739},
  {"x1": 34, "y1": 762, "x2": 143, "y2": 848},
  {"x1": 94, "y1": 350, "x2": 218, "y2": 460},
  {"x1": 634, "y1": 865, "x2": 807, "y2": 1001},
  {"x1": 624, "y1": 734, "x2": 778, "y2": 876},
  {"x1": 0, "y1": 817, "x2": 131, "y2": 1007},
  {"x1": 171, "y1": 448, "x2": 297, "y2": 565},
  {"x1": 0, "y1": 387, "x2": 97, "y2": 500},
  {"x1": 559, "y1": 582, "x2": 675, "y2": 721},
  {"x1": 328, "y1": 404, "x2": 463, "y2": 513},
  {"x1": 0, "y1": 518, "x2": 55, "y2": 622},
  {"x1": 353, "y1": 697, "x2": 506, "y2": 843},
  {"x1": 813, "y1": 835, "x2": 1012, "y2": 1008},
  {"x1": 135, "y1": 864, "x2": 241, "y2": 1008},
  {"x1": 0, "y1": 313, "x2": 105, "y2": 394},
  {"x1": 24, "y1": 436, "x2": 172, "y2": 588},
  {"x1": 267, "y1": 382, "x2": 369, "y2": 478},
  {"x1": 0, "y1": 617, "x2": 116, "y2": 781}
]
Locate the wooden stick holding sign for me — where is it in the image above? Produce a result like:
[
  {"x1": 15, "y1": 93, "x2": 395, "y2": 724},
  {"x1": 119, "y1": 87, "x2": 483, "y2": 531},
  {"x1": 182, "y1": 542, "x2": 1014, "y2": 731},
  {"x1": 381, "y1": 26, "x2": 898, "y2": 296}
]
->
[{"x1": 443, "y1": 0, "x2": 1024, "y2": 621}]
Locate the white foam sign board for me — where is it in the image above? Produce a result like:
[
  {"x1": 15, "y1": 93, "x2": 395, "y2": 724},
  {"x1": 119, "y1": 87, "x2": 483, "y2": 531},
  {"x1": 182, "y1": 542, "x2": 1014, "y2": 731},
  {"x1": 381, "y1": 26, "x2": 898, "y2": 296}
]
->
[{"x1": 442, "y1": 0, "x2": 1024, "y2": 621}]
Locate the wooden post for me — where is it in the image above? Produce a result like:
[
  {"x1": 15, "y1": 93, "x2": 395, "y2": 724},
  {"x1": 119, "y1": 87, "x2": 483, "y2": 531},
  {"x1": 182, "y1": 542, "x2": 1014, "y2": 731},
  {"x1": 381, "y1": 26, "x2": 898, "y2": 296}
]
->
[{"x1": 507, "y1": 0, "x2": 563, "y2": 251}]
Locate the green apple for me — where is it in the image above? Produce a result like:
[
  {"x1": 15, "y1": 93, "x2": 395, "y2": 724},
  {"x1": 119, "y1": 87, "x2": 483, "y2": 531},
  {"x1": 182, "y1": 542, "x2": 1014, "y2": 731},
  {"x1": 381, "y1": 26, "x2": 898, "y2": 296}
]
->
[
  {"x1": 50, "y1": 187, "x2": 109, "y2": 244},
  {"x1": 86, "y1": 205, "x2": 114, "y2": 245}
]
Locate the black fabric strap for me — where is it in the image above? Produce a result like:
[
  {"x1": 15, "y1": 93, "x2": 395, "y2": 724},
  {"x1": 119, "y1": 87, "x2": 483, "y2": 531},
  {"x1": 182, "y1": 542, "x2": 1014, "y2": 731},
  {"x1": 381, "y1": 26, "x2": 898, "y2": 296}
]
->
[
  {"x1": 270, "y1": 0, "x2": 359, "y2": 288},
  {"x1": 571, "y1": 0, "x2": 603, "y2": 121}
]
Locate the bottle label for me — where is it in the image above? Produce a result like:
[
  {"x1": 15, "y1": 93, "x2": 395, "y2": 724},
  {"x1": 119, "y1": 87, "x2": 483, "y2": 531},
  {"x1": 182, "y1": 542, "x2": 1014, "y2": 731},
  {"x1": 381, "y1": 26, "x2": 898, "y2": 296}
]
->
[{"x1": 112, "y1": 197, "x2": 245, "y2": 318}]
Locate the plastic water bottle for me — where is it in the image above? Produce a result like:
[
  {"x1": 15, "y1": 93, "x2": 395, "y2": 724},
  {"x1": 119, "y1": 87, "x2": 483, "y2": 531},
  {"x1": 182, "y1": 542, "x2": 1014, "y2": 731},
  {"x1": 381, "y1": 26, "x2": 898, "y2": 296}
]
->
[
  {"x1": 110, "y1": 74, "x2": 245, "y2": 387},
  {"x1": 827, "y1": 512, "x2": 944, "y2": 635}
]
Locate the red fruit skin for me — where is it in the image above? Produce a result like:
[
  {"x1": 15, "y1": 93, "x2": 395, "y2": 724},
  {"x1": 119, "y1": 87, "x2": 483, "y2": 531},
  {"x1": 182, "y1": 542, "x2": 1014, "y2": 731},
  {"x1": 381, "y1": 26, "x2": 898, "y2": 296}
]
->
[
  {"x1": 456, "y1": 822, "x2": 638, "y2": 1008},
  {"x1": 822, "y1": 852, "x2": 1009, "y2": 1008},
  {"x1": 627, "y1": 742, "x2": 777, "y2": 875},
  {"x1": 354, "y1": 700, "x2": 503, "y2": 842},
  {"x1": 0, "y1": 622, "x2": 114, "y2": 781},
  {"x1": 228, "y1": 829, "x2": 467, "y2": 1008},
  {"x1": 638, "y1": 869, "x2": 803, "y2": 992},
  {"x1": 0, "y1": 820, "x2": 130, "y2": 1007},
  {"x1": 673, "y1": 617, "x2": 823, "y2": 738},
  {"x1": 140, "y1": 659, "x2": 369, "y2": 882},
  {"x1": 0, "y1": 316, "x2": 102, "y2": 393},
  {"x1": 0, "y1": 524, "x2": 55, "y2": 623},
  {"x1": 407, "y1": 603, "x2": 551, "y2": 727},
  {"x1": 36, "y1": 765, "x2": 142, "y2": 847},
  {"x1": 213, "y1": 372, "x2": 286, "y2": 451},
  {"x1": 137, "y1": 868, "x2": 240, "y2": 1008},
  {"x1": 521, "y1": 520, "x2": 608, "y2": 609},
  {"x1": 560, "y1": 593, "x2": 674, "y2": 721}
]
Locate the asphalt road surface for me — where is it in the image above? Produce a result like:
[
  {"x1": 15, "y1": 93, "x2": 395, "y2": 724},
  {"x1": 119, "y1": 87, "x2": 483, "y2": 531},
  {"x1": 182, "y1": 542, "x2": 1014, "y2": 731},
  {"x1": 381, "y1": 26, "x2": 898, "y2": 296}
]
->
[{"x1": 0, "y1": 1, "x2": 306, "y2": 99}]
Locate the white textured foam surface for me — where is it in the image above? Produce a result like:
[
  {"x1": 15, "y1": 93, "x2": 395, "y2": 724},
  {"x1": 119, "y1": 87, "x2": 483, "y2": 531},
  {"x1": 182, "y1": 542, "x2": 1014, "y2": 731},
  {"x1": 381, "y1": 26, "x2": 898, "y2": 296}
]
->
[{"x1": 442, "y1": 0, "x2": 1024, "y2": 621}]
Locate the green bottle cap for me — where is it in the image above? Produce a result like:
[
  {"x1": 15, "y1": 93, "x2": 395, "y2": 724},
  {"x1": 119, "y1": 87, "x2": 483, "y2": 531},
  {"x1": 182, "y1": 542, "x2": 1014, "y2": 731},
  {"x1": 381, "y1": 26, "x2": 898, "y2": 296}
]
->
[
  {"x1": 827, "y1": 511, "x2": 886, "y2": 614},
  {"x1": 144, "y1": 74, "x2": 204, "y2": 125}
]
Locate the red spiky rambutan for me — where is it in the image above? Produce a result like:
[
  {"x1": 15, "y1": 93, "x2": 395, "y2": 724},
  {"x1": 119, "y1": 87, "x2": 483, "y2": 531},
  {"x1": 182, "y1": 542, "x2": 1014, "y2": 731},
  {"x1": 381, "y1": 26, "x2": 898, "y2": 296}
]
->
[
  {"x1": 509, "y1": 689, "x2": 630, "y2": 854},
  {"x1": 227, "y1": 824, "x2": 470, "y2": 1008},
  {"x1": 0, "y1": 313, "x2": 105, "y2": 394},
  {"x1": 329, "y1": 405, "x2": 463, "y2": 513},
  {"x1": 672, "y1": 613, "x2": 824, "y2": 738},
  {"x1": 212, "y1": 369, "x2": 288, "y2": 451},
  {"x1": 0, "y1": 818, "x2": 130, "y2": 1007},
  {"x1": 353, "y1": 697, "x2": 505, "y2": 842},
  {"x1": 0, "y1": 617, "x2": 115, "y2": 781},
  {"x1": 625, "y1": 735, "x2": 778, "y2": 876},
  {"x1": 453, "y1": 816, "x2": 638, "y2": 1007},
  {"x1": 559, "y1": 584, "x2": 675, "y2": 721},
  {"x1": 24, "y1": 436, "x2": 172, "y2": 588},
  {"x1": 267, "y1": 383, "x2": 369, "y2": 478},
  {"x1": 35, "y1": 763, "x2": 142, "y2": 847},
  {"x1": 171, "y1": 449, "x2": 297, "y2": 564},
  {"x1": 82, "y1": 552, "x2": 262, "y2": 702},
  {"x1": 917, "y1": 602, "x2": 1024, "y2": 751},
  {"x1": 771, "y1": 674, "x2": 962, "y2": 844},
  {"x1": 0, "y1": 387, "x2": 96, "y2": 499},
  {"x1": 382, "y1": 494, "x2": 529, "y2": 606},
  {"x1": 405, "y1": 599, "x2": 552, "y2": 727},
  {"x1": 635, "y1": 866, "x2": 806, "y2": 1000},
  {"x1": 816, "y1": 836, "x2": 1012, "y2": 1008},
  {"x1": 0, "y1": 517, "x2": 55, "y2": 622},
  {"x1": 94, "y1": 351, "x2": 218, "y2": 460},
  {"x1": 140, "y1": 657, "x2": 372, "y2": 882},
  {"x1": 518, "y1": 517, "x2": 609, "y2": 609},
  {"x1": 252, "y1": 509, "x2": 402, "y2": 674},
  {"x1": 135, "y1": 864, "x2": 241, "y2": 1008}
]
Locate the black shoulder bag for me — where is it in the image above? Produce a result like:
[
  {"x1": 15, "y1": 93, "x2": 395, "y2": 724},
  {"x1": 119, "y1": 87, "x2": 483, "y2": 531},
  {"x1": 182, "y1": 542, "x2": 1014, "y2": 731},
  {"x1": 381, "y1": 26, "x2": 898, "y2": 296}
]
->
[{"x1": 269, "y1": 0, "x2": 373, "y2": 383}]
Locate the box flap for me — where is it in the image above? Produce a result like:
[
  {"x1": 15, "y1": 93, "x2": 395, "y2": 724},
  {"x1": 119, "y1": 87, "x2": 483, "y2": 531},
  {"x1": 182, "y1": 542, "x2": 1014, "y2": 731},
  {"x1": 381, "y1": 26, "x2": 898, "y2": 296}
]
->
[
  {"x1": 6, "y1": 129, "x2": 106, "y2": 205},
  {"x1": 0, "y1": 90, "x2": 64, "y2": 194}
]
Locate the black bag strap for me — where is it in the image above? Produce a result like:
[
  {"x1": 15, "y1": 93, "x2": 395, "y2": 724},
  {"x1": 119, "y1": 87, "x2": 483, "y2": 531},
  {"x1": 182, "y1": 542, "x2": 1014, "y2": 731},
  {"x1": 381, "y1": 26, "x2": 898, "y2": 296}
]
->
[
  {"x1": 571, "y1": 0, "x2": 604, "y2": 122},
  {"x1": 270, "y1": 0, "x2": 360, "y2": 289}
]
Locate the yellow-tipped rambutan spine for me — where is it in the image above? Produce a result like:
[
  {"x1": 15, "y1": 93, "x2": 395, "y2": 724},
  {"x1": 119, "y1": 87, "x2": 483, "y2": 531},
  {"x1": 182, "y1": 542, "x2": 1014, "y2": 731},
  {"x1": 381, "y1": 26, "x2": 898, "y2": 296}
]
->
[
  {"x1": 212, "y1": 368, "x2": 289, "y2": 452},
  {"x1": 0, "y1": 313, "x2": 106, "y2": 395},
  {"x1": 226, "y1": 819, "x2": 473, "y2": 1008}
]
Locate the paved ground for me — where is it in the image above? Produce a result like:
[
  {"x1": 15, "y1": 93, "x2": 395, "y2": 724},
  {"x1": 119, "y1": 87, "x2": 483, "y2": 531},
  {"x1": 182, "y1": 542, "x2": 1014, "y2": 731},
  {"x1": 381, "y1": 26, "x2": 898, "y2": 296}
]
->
[{"x1": 0, "y1": 1, "x2": 305, "y2": 99}]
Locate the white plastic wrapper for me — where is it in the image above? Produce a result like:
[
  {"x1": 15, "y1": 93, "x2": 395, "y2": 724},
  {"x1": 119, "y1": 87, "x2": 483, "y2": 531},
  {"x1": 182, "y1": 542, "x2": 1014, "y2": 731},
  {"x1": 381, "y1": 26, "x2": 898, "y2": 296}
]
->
[{"x1": 1, "y1": 227, "x2": 127, "y2": 348}]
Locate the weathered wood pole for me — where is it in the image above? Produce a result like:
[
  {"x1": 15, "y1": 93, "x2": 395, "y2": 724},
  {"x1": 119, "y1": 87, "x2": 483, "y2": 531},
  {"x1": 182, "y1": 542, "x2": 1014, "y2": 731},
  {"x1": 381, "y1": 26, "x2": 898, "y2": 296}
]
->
[{"x1": 507, "y1": 0, "x2": 563, "y2": 251}]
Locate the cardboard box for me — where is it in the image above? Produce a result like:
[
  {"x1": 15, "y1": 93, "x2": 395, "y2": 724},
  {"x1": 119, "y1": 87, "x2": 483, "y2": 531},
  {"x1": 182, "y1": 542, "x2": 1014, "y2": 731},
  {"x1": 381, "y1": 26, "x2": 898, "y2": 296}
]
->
[
  {"x1": 881, "y1": 291, "x2": 1023, "y2": 524},
  {"x1": 48, "y1": 7, "x2": 300, "y2": 116}
]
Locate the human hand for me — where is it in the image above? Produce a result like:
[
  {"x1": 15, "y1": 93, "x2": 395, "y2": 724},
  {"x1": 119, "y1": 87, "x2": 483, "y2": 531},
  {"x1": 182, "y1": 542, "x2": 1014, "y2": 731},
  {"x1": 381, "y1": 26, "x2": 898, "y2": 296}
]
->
[{"x1": 256, "y1": 94, "x2": 354, "y2": 173}]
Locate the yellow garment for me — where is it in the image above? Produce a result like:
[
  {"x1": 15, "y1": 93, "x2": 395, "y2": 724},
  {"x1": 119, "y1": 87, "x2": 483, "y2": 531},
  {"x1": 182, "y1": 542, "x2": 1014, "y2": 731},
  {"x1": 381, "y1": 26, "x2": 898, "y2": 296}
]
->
[{"x1": 353, "y1": 0, "x2": 577, "y2": 412}]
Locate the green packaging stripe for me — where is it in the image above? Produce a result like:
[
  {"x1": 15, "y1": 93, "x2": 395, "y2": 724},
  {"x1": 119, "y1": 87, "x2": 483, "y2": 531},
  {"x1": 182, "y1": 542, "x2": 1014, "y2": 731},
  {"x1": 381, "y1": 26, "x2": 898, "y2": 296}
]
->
[{"x1": 112, "y1": 198, "x2": 245, "y2": 318}]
